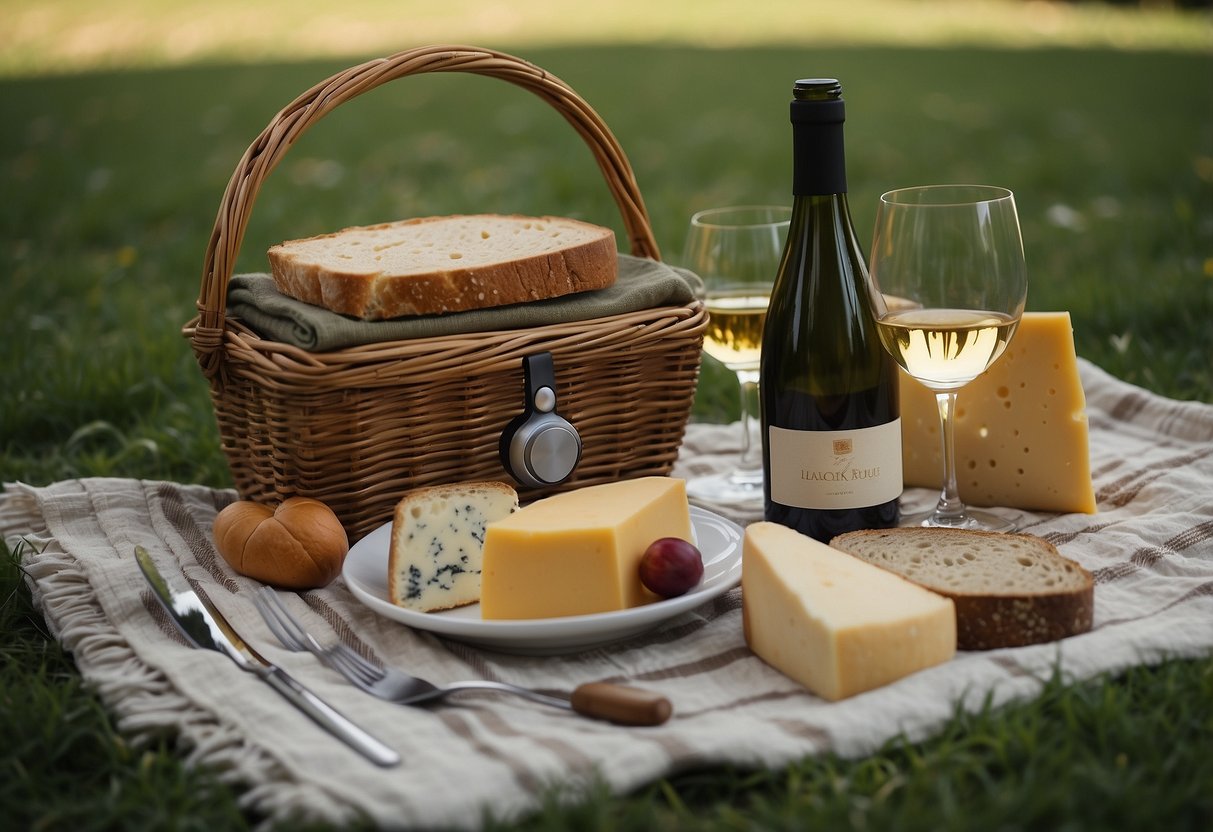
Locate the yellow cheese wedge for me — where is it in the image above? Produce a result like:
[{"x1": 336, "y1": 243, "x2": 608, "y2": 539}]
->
[
  {"x1": 742, "y1": 521, "x2": 956, "y2": 701},
  {"x1": 480, "y1": 477, "x2": 694, "y2": 620},
  {"x1": 900, "y1": 311, "x2": 1097, "y2": 514}
]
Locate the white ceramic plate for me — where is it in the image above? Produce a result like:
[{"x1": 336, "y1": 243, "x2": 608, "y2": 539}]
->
[{"x1": 342, "y1": 506, "x2": 743, "y2": 655}]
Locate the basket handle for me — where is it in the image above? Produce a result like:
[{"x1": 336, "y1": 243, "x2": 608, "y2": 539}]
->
[{"x1": 191, "y1": 44, "x2": 661, "y2": 376}]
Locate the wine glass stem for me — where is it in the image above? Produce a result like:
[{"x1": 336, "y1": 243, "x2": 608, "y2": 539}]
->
[
  {"x1": 735, "y1": 369, "x2": 762, "y2": 481},
  {"x1": 934, "y1": 391, "x2": 967, "y2": 521}
]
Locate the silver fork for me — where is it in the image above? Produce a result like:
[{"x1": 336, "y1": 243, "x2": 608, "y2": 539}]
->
[{"x1": 253, "y1": 587, "x2": 672, "y2": 726}]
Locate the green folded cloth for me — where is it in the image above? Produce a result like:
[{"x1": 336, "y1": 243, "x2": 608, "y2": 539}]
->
[{"x1": 226, "y1": 254, "x2": 703, "y2": 352}]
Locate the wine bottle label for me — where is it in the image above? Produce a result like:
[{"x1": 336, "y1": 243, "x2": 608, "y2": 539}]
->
[{"x1": 768, "y1": 421, "x2": 903, "y2": 510}]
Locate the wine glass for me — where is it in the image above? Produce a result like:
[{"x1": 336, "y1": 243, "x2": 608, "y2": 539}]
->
[
  {"x1": 867, "y1": 185, "x2": 1027, "y2": 531},
  {"x1": 683, "y1": 205, "x2": 791, "y2": 508}
]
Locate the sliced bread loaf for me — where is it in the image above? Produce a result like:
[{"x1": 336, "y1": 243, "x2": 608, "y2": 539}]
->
[
  {"x1": 829, "y1": 528, "x2": 1093, "y2": 650},
  {"x1": 388, "y1": 481, "x2": 519, "y2": 612},
  {"x1": 268, "y1": 214, "x2": 617, "y2": 320}
]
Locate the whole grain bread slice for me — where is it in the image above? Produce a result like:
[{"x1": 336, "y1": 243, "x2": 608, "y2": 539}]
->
[
  {"x1": 268, "y1": 214, "x2": 617, "y2": 320},
  {"x1": 829, "y1": 528, "x2": 1093, "y2": 650}
]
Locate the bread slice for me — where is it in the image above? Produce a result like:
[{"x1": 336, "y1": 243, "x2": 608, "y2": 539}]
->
[
  {"x1": 829, "y1": 528, "x2": 1093, "y2": 650},
  {"x1": 387, "y1": 481, "x2": 519, "y2": 612},
  {"x1": 268, "y1": 214, "x2": 617, "y2": 320}
]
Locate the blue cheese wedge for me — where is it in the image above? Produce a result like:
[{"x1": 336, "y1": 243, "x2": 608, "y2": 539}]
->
[{"x1": 387, "y1": 481, "x2": 519, "y2": 612}]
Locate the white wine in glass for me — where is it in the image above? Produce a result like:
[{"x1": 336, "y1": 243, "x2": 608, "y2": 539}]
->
[
  {"x1": 868, "y1": 185, "x2": 1027, "y2": 531},
  {"x1": 684, "y1": 205, "x2": 791, "y2": 508}
]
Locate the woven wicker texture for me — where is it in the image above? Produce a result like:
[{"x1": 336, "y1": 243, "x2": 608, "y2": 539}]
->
[{"x1": 184, "y1": 45, "x2": 707, "y2": 540}]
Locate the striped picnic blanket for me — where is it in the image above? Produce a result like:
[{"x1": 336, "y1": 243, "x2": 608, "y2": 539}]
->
[{"x1": 3, "y1": 358, "x2": 1210, "y2": 829}]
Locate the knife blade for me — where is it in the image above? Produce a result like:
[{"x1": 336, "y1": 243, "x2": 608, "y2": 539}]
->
[{"x1": 134, "y1": 546, "x2": 400, "y2": 768}]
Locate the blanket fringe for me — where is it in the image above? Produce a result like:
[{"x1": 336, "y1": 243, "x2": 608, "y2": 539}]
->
[{"x1": 1, "y1": 482, "x2": 363, "y2": 828}]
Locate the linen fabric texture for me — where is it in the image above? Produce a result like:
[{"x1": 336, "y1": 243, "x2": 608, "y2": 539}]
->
[{"x1": 226, "y1": 253, "x2": 702, "y2": 351}]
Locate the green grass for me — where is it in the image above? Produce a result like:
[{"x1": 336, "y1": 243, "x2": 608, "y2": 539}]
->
[{"x1": 3, "y1": 16, "x2": 1212, "y2": 832}]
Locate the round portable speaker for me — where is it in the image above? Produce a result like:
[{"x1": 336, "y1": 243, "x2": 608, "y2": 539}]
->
[{"x1": 499, "y1": 352, "x2": 582, "y2": 488}]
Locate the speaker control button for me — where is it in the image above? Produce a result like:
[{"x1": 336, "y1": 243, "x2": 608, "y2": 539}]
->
[{"x1": 534, "y1": 386, "x2": 557, "y2": 413}]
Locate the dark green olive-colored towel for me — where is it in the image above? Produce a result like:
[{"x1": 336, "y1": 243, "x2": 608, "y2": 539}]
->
[{"x1": 226, "y1": 253, "x2": 702, "y2": 352}]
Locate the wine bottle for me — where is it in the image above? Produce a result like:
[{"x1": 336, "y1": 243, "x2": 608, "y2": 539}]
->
[{"x1": 760, "y1": 78, "x2": 901, "y2": 542}]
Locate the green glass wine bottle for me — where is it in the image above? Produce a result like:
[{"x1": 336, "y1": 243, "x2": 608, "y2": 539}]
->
[{"x1": 760, "y1": 78, "x2": 901, "y2": 542}]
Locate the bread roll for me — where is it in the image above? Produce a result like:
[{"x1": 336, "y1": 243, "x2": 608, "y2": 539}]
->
[
  {"x1": 830, "y1": 527, "x2": 1094, "y2": 650},
  {"x1": 213, "y1": 497, "x2": 349, "y2": 589},
  {"x1": 268, "y1": 214, "x2": 617, "y2": 320}
]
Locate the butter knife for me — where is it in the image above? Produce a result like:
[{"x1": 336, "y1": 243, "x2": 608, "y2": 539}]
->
[{"x1": 134, "y1": 546, "x2": 400, "y2": 768}]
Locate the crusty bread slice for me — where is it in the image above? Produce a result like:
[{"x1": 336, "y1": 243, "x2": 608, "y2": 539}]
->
[
  {"x1": 829, "y1": 528, "x2": 1093, "y2": 650},
  {"x1": 387, "y1": 481, "x2": 519, "y2": 612},
  {"x1": 268, "y1": 214, "x2": 617, "y2": 320}
]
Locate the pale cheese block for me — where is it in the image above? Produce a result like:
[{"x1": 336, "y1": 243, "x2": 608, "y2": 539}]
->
[
  {"x1": 480, "y1": 477, "x2": 694, "y2": 620},
  {"x1": 387, "y1": 482, "x2": 519, "y2": 612},
  {"x1": 742, "y1": 521, "x2": 956, "y2": 701},
  {"x1": 900, "y1": 311, "x2": 1097, "y2": 514}
]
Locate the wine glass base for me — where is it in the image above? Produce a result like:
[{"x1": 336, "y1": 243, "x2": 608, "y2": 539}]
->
[
  {"x1": 686, "y1": 472, "x2": 764, "y2": 510},
  {"x1": 900, "y1": 507, "x2": 1021, "y2": 533}
]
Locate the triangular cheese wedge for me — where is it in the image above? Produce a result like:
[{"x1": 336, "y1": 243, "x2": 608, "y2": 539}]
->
[{"x1": 900, "y1": 311, "x2": 1097, "y2": 514}]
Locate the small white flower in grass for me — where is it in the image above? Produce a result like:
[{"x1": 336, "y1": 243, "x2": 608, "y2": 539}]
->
[
  {"x1": 1046, "y1": 203, "x2": 1086, "y2": 231},
  {"x1": 1109, "y1": 332, "x2": 1133, "y2": 355}
]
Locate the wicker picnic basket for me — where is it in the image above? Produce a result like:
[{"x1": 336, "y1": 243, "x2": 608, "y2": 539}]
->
[{"x1": 184, "y1": 45, "x2": 707, "y2": 542}]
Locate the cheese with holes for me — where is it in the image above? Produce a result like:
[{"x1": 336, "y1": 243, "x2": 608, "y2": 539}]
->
[
  {"x1": 387, "y1": 482, "x2": 519, "y2": 612},
  {"x1": 900, "y1": 311, "x2": 1096, "y2": 514},
  {"x1": 742, "y1": 521, "x2": 955, "y2": 701},
  {"x1": 480, "y1": 477, "x2": 694, "y2": 620}
]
